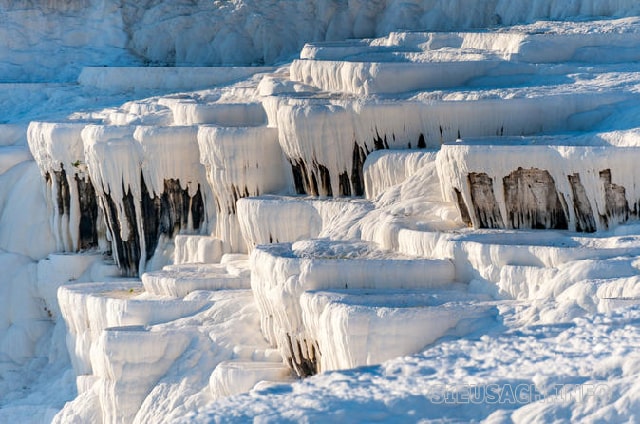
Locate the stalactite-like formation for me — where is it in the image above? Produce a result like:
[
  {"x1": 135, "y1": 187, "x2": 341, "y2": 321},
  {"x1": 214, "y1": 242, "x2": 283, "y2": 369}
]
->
[
  {"x1": 467, "y1": 172, "x2": 504, "y2": 229},
  {"x1": 503, "y1": 168, "x2": 568, "y2": 230},
  {"x1": 99, "y1": 177, "x2": 206, "y2": 276},
  {"x1": 568, "y1": 173, "x2": 597, "y2": 233},
  {"x1": 600, "y1": 169, "x2": 630, "y2": 228}
]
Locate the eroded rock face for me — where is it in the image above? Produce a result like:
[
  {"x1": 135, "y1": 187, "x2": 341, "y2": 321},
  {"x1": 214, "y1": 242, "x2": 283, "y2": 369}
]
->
[
  {"x1": 285, "y1": 335, "x2": 319, "y2": 377},
  {"x1": 76, "y1": 175, "x2": 100, "y2": 250},
  {"x1": 51, "y1": 169, "x2": 70, "y2": 223},
  {"x1": 600, "y1": 169, "x2": 629, "y2": 228},
  {"x1": 453, "y1": 166, "x2": 640, "y2": 233},
  {"x1": 568, "y1": 173, "x2": 597, "y2": 233},
  {"x1": 350, "y1": 143, "x2": 368, "y2": 197},
  {"x1": 101, "y1": 189, "x2": 140, "y2": 277},
  {"x1": 287, "y1": 135, "x2": 428, "y2": 198},
  {"x1": 45, "y1": 165, "x2": 101, "y2": 252},
  {"x1": 438, "y1": 144, "x2": 640, "y2": 233},
  {"x1": 454, "y1": 167, "x2": 576, "y2": 231},
  {"x1": 454, "y1": 188, "x2": 473, "y2": 227},
  {"x1": 288, "y1": 157, "x2": 346, "y2": 197},
  {"x1": 142, "y1": 178, "x2": 205, "y2": 261},
  {"x1": 99, "y1": 177, "x2": 205, "y2": 276},
  {"x1": 467, "y1": 172, "x2": 504, "y2": 229},
  {"x1": 503, "y1": 167, "x2": 568, "y2": 230}
]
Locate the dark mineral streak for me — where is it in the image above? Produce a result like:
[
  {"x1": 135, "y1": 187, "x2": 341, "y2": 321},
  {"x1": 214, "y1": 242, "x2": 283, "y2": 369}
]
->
[
  {"x1": 75, "y1": 174, "x2": 100, "y2": 250},
  {"x1": 599, "y1": 169, "x2": 629, "y2": 228},
  {"x1": 503, "y1": 167, "x2": 568, "y2": 230},
  {"x1": 467, "y1": 172, "x2": 504, "y2": 229},
  {"x1": 100, "y1": 177, "x2": 205, "y2": 276},
  {"x1": 568, "y1": 173, "x2": 596, "y2": 233}
]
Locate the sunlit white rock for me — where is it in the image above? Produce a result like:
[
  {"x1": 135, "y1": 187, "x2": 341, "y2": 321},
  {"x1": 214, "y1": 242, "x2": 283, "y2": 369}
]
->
[
  {"x1": 237, "y1": 196, "x2": 322, "y2": 249},
  {"x1": 198, "y1": 125, "x2": 291, "y2": 253},
  {"x1": 300, "y1": 288, "x2": 496, "y2": 372},
  {"x1": 250, "y1": 240, "x2": 456, "y2": 376},
  {"x1": 173, "y1": 235, "x2": 224, "y2": 265},
  {"x1": 90, "y1": 326, "x2": 191, "y2": 424},
  {"x1": 0, "y1": 161, "x2": 57, "y2": 259},
  {"x1": 78, "y1": 66, "x2": 273, "y2": 92},
  {"x1": 363, "y1": 150, "x2": 439, "y2": 199},
  {"x1": 209, "y1": 360, "x2": 292, "y2": 398},
  {"x1": 58, "y1": 281, "x2": 209, "y2": 376},
  {"x1": 164, "y1": 100, "x2": 267, "y2": 126},
  {"x1": 141, "y1": 263, "x2": 250, "y2": 298}
]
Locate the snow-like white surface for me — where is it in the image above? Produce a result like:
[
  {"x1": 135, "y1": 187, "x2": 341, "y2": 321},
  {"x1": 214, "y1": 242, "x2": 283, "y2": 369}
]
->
[
  {"x1": 141, "y1": 262, "x2": 250, "y2": 298},
  {"x1": 237, "y1": 196, "x2": 323, "y2": 249},
  {"x1": 301, "y1": 288, "x2": 496, "y2": 372},
  {"x1": 81, "y1": 124, "x2": 140, "y2": 215},
  {"x1": 250, "y1": 241, "x2": 456, "y2": 374},
  {"x1": 0, "y1": 146, "x2": 31, "y2": 175},
  {"x1": 28, "y1": 122, "x2": 91, "y2": 178},
  {"x1": 363, "y1": 149, "x2": 439, "y2": 199},
  {"x1": 359, "y1": 150, "x2": 463, "y2": 251},
  {"x1": 0, "y1": 161, "x2": 57, "y2": 259},
  {"x1": 36, "y1": 253, "x2": 116, "y2": 320},
  {"x1": 0, "y1": 252, "x2": 45, "y2": 367},
  {"x1": 295, "y1": 17, "x2": 640, "y2": 93},
  {"x1": 173, "y1": 235, "x2": 224, "y2": 265},
  {"x1": 198, "y1": 125, "x2": 292, "y2": 252},
  {"x1": 6, "y1": 0, "x2": 640, "y2": 82},
  {"x1": 0, "y1": 1, "x2": 134, "y2": 82},
  {"x1": 78, "y1": 67, "x2": 274, "y2": 93},
  {"x1": 57, "y1": 280, "x2": 208, "y2": 376},
  {"x1": 3, "y1": 4, "x2": 640, "y2": 424},
  {"x1": 187, "y1": 305, "x2": 640, "y2": 423},
  {"x1": 209, "y1": 360, "x2": 292, "y2": 399},
  {"x1": 89, "y1": 325, "x2": 192, "y2": 424},
  {"x1": 290, "y1": 58, "x2": 508, "y2": 95},
  {"x1": 53, "y1": 289, "x2": 286, "y2": 423},
  {"x1": 134, "y1": 125, "x2": 206, "y2": 200},
  {"x1": 164, "y1": 100, "x2": 268, "y2": 127}
]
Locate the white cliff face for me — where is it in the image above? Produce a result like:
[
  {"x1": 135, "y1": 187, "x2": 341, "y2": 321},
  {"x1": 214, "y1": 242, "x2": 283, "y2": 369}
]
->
[
  {"x1": 31, "y1": 120, "x2": 208, "y2": 276},
  {"x1": 299, "y1": 288, "x2": 496, "y2": 372},
  {"x1": 437, "y1": 142, "x2": 640, "y2": 232},
  {"x1": 27, "y1": 121, "x2": 105, "y2": 253},
  {"x1": 250, "y1": 240, "x2": 456, "y2": 376},
  {"x1": 3, "y1": 0, "x2": 640, "y2": 83},
  {"x1": 198, "y1": 125, "x2": 292, "y2": 253}
]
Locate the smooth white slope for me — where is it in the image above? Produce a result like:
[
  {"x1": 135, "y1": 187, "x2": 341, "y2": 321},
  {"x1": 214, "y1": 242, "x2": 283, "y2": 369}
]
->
[
  {"x1": 3, "y1": 9, "x2": 640, "y2": 424},
  {"x1": 185, "y1": 305, "x2": 640, "y2": 423}
]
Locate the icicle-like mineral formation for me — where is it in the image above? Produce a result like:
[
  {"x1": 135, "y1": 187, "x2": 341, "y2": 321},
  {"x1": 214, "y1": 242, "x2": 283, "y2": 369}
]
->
[
  {"x1": 438, "y1": 143, "x2": 640, "y2": 232},
  {"x1": 198, "y1": 125, "x2": 291, "y2": 253},
  {"x1": 82, "y1": 124, "x2": 211, "y2": 275},
  {"x1": 28, "y1": 121, "x2": 105, "y2": 253}
]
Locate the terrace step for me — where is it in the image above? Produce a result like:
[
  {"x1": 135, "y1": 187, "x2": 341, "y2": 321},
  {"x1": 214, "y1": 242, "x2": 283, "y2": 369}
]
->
[
  {"x1": 158, "y1": 97, "x2": 267, "y2": 126},
  {"x1": 209, "y1": 360, "x2": 292, "y2": 398},
  {"x1": 300, "y1": 288, "x2": 496, "y2": 373},
  {"x1": 141, "y1": 260, "x2": 250, "y2": 298},
  {"x1": 77, "y1": 66, "x2": 274, "y2": 92},
  {"x1": 251, "y1": 239, "x2": 457, "y2": 376},
  {"x1": 174, "y1": 235, "x2": 225, "y2": 265},
  {"x1": 57, "y1": 280, "x2": 209, "y2": 375}
]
